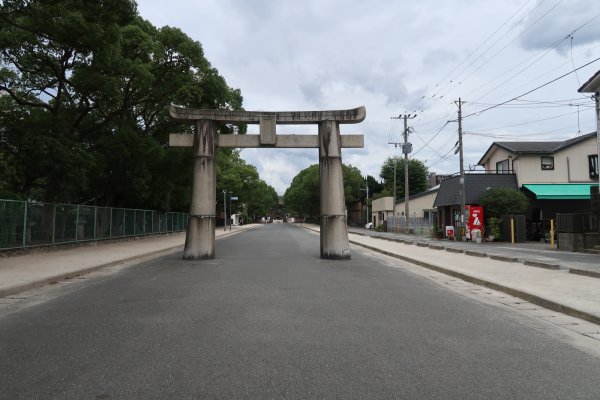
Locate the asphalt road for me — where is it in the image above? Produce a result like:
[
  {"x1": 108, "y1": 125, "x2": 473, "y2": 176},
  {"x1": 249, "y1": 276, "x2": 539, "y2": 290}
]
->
[{"x1": 1, "y1": 224, "x2": 599, "y2": 399}]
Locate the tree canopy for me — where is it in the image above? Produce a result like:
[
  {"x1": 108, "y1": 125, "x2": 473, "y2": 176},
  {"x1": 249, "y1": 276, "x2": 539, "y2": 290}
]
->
[
  {"x1": 0, "y1": 0, "x2": 276, "y2": 214},
  {"x1": 217, "y1": 149, "x2": 278, "y2": 219},
  {"x1": 478, "y1": 188, "x2": 529, "y2": 219},
  {"x1": 283, "y1": 163, "x2": 365, "y2": 219},
  {"x1": 379, "y1": 156, "x2": 429, "y2": 199}
]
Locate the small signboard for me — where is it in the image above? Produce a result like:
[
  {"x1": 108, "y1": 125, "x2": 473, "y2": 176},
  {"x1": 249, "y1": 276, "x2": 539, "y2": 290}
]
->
[
  {"x1": 465, "y1": 206, "x2": 484, "y2": 240},
  {"x1": 230, "y1": 196, "x2": 238, "y2": 201}
]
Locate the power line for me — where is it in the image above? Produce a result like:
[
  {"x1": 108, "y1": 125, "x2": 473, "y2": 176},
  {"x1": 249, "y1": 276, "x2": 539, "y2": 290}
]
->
[
  {"x1": 430, "y1": 1, "x2": 537, "y2": 92},
  {"x1": 466, "y1": 124, "x2": 589, "y2": 139},
  {"x1": 433, "y1": 0, "x2": 563, "y2": 103},
  {"x1": 462, "y1": 56, "x2": 600, "y2": 119},
  {"x1": 411, "y1": 121, "x2": 450, "y2": 157},
  {"x1": 469, "y1": 13, "x2": 600, "y2": 104},
  {"x1": 402, "y1": 0, "x2": 539, "y2": 118},
  {"x1": 465, "y1": 110, "x2": 580, "y2": 132}
]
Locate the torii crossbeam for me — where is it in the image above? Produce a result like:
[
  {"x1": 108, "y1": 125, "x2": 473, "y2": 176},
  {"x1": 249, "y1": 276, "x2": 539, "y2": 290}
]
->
[{"x1": 168, "y1": 104, "x2": 366, "y2": 260}]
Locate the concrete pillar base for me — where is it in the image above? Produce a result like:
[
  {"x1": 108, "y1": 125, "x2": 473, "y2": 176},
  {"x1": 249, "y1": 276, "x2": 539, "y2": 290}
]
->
[
  {"x1": 320, "y1": 215, "x2": 351, "y2": 260},
  {"x1": 183, "y1": 216, "x2": 215, "y2": 260}
]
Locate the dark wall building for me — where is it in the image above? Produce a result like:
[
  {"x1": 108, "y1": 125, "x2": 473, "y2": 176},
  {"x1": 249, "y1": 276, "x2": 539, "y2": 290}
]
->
[{"x1": 433, "y1": 172, "x2": 518, "y2": 229}]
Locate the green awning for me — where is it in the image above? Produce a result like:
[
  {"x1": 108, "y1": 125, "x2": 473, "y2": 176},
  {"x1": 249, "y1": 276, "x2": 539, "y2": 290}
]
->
[{"x1": 522, "y1": 184, "x2": 599, "y2": 200}]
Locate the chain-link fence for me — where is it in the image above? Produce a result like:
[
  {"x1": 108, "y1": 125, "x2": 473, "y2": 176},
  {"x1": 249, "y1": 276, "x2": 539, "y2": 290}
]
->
[
  {"x1": 0, "y1": 199, "x2": 188, "y2": 250},
  {"x1": 385, "y1": 216, "x2": 435, "y2": 237}
]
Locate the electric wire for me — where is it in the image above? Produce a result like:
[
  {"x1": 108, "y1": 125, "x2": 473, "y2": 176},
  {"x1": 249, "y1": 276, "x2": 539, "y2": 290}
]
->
[
  {"x1": 401, "y1": 0, "x2": 539, "y2": 118},
  {"x1": 462, "y1": 56, "x2": 600, "y2": 119},
  {"x1": 466, "y1": 110, "x2": 580, "y2": 133},
  {"x1": 469, "y1": 13, "x2": 600, "y2": 104},
  {"x1": 411, "y1": 121, "x2": 450, "y2": 157},
  {"x1": 432, "y1": 0, "x2": 563, "y2": 104},
  {"x1": 390, "y1": 2, "x2": 598, "y2": 174}
]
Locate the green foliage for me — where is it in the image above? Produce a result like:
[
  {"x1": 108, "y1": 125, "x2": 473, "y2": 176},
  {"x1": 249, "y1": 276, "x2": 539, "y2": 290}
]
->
[
  {"x1": 486, "y1": 217, "x2": 502, "y2": 240},
  {"x1": 342, "y1": 164, "x2": 364, "y2": 204},
  {"x1": 0, "y1": 0, "x2": 251, "y2": 212},
  {"x1": 479, "y1": 188, "x2": 529, "y2": 219},
  {"x1": 372, "y1": 187, "x2": 391, "y2": 200},
  {"x1": 379, "y1": 156, "x2": 429, "y2": 198},
  {"x1": 431, "y1": 223, "x2": 443, "y2": 238},
  {"x1": 283, "y1": 165, "x2": 320, "y2": 219},
  {"x1": 216, "y1": 149, "x2": 278, "y2": 219},
  {"x1": 283, "y1": 163, "x2": 365, "y2": 219},
  {"x1": 365, "y1": 175, "x2": 384, "y2": 199}
]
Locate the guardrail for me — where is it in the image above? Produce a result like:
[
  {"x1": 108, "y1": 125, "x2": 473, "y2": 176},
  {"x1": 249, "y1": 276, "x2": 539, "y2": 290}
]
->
[{"x1": 0, "y1": 199, "x2": 188, "y2": 250}]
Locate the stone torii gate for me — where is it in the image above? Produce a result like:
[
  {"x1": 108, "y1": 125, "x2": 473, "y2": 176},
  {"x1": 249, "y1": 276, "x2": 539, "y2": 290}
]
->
[{"x1": 168, "y1": 104, "x2": 366, "y2": 260}]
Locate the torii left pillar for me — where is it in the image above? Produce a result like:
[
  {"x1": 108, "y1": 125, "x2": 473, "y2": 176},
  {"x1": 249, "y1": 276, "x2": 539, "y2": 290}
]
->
[{"x1": 184, "y1": 119, "x2": 216, "y2": 259}]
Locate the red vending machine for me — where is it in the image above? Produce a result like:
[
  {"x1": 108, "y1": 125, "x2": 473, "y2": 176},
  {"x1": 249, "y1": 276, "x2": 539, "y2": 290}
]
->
[{"x1": 465, "y1": 206, "x2": 484, "y2": 241}]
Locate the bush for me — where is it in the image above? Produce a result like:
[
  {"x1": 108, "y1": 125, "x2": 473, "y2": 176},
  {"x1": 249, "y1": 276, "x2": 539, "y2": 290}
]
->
[
  {"x1": 479, "y1": 188, "x2": 529, "y2": 219},
  {"x1": 486, "y1": 217, "x2": 501, "y2": 240}
]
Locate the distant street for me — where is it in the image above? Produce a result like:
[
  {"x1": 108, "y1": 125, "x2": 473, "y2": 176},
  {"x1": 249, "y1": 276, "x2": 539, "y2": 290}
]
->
[{"x1": 1, "y1": 224, "x2": 599, "y2": 399}]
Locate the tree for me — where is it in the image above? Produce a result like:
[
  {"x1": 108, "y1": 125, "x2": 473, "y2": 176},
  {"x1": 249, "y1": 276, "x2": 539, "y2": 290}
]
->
[
  {"x1": 478, "y1": 188, "x2": 529, "y2": 219},
  {"x1": 283, "y1": 163, "x2": 364, "y2": 219},
  {"x1": 0, "y1": 0, "x2": 244, "y2": 211},
  {"x1": 283, "y1": 165, "x2": 320, "y2": 219},
  {"x1": 379, "y1": 156, "x2": 429, "y2": 199},
  {"x1": 365, "y1": 175, "x2": 384, "y2": 200},
  {"x1": 216, "y1": 149, "x2": 278, "y2": 220}
]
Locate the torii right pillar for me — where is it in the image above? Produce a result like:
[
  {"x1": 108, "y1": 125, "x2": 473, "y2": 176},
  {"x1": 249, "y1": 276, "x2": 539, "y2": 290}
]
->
[{"x1": 319, "y1": 120, "x2": 351, "y2": 259}]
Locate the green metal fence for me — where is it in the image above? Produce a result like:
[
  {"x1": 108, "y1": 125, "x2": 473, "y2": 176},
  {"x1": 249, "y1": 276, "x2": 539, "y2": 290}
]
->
[{"x1": 0, "y1": 199, "x2": 188, "y2": 250}]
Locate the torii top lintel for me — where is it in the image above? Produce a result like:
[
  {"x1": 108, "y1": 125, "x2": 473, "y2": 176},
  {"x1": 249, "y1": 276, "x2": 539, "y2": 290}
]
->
[{"x1": 169, "y1": 104, "x2": 366, "y2": 125}]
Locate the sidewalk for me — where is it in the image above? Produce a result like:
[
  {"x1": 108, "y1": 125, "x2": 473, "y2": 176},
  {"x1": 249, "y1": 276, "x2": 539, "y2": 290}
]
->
[
  {"x1": 349, "y1": 227, "x2": 600, "y2": 277},
  {"x1": 303, "y1": 224, "x2": 600, "y2": 326},
  {"x1": 0, "y1": 224, "x2": 258, "y2": 298}
]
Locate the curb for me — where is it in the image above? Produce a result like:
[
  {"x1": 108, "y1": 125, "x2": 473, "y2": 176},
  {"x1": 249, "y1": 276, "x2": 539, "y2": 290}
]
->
[
  {"x1": 0, "y1": 225, "x2": 260, "y2": 299},
  {"x1": 445, "y1": 248, "x2": 464, "y2": 254},
  {"x1": 464, "y1": 250, "x2": 488, "y2": 257},
  {"x1": 523, "y1": 260, "x2": 561, "y2": 270},
  {"x1": 489, "y1": 254, "x2": 519, "y2": 263},
  {"x1": 0, "y1": 245, "x2": 183, "y2": 299},
  {"x1": 348, "y1": 239, "x2": 600, "y2": 326},
  {"x1": 569, "y1": 268, "x2": 600, "y2": 279}
]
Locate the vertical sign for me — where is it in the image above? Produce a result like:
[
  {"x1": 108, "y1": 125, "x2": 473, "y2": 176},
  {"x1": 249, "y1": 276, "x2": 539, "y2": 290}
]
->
[{"x1": 466, "y1": 206, "x2": 484, "y2": 240}]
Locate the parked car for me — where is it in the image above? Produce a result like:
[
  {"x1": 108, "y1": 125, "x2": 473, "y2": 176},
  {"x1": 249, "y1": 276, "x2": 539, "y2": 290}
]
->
[{"x1": 365, "y1": 222, "x2": 373, "y2": 229}]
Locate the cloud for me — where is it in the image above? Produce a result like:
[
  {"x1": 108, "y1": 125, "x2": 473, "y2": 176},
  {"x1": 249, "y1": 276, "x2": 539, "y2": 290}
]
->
[
  {"x1": 519, "y1": 1, "x2": 600, "y2": 54},
  {"x1": 242, "y1": 148, "x2": 318, "y2": 195},
  {"x1": 137, "y1": 0, "x2": 600, "y2": 194},
  {"x1": 423, "y1": 49, "x2": 459, "y2": 68}
]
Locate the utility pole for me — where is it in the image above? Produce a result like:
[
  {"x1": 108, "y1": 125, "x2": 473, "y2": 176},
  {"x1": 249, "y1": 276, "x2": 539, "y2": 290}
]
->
[
  {"x1": 594, "y1": 92, "x2": 600, "y2": 185},
  {"x1": 361, "y1": 178, "x2": 370, "y2": 225},
  {"x1": 390, "y1": 114, "x2": 416, "y2": 233},
  {"x1": 456, "y1": 98, "x2": 466, "y2": 240},
  {"x1": 223, "y1": 189, "x2": 227, "y2": 231},
  {"x1": 229, "y1": 192, "x2": 233, "y2": 231}
]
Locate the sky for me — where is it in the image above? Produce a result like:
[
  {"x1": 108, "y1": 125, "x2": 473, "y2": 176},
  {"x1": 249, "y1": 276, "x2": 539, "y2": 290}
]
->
[{"x1": 137, "y1": 0, "x2": 600, "y2": 194}]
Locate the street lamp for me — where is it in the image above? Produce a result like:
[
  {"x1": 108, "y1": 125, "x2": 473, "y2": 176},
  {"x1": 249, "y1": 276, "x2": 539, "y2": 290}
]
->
[
  {"x1": 223, "y1": 189, "x2": 227, "y2": 231},
  {"x1": 361, "y1": 177, "x2": 370, "y2": 226},
  {"x1": 229, "y1": 191, "x2": 233, "y2": 231}
]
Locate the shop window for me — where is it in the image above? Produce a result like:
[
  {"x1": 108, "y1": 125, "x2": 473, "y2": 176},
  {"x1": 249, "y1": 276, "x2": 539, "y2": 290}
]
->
[{"x1": 541, "y1": 156, "x2": 554, "y2": 170}]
